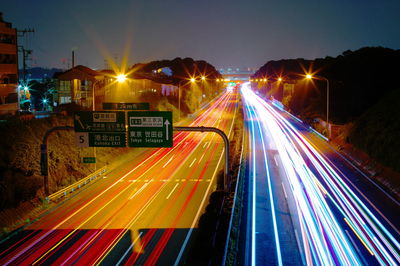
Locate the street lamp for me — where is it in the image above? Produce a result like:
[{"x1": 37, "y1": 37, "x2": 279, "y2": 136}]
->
[
  {"x1": 306, "y1": 74, "x2": 330, "y2": 139},
  {"x1": 42, "y1": 98, "x2": 48, "y2": 111},
  {"x1": 178, "y1": 80, "x2": 183, "y2": 121},
  {"x1": 92, "y1": 75, "x2": 105, "y2": 111},
  {"x1": 116, "y1": 74, "x2": 126, "y2": 83},
  {"x1": 177, "y1": 78, "x2": 194, "y2": 121}
]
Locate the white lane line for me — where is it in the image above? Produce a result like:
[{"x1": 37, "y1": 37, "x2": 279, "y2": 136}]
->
[
  {"x1": 162, "y1": 155, "x2": 174, "y2": 168},
  {"x1": 166, "y1": 183, "x2": 179, "y2": 199},
  {"x1": 189, "y1": 158, "x2": 197, "y2": 168},
  {"x1": 203, "y1": 142, "x2": 208, "y2": 148},
  {"x1": 116, "y1": 232, "x2": 143, "y2": 266},
  {"x1": 282, "y1": 182, "x2": 287, "y2": 199},
  {"x1": 129, "y1": 183, "x2": 149, "y2": 200},
  {"x1": 174, "y1": 143, "x2": 225, "y2": 266},
  {"x1": 198, "y1": 154, "x2": 205, "y2": 164},
  {"x1": 274, "y1": 155, "x2": 279, "y2": 166}
]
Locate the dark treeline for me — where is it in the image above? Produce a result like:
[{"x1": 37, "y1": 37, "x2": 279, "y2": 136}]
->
[
  {"x1": 252, "y1": 47, "x2": 400, "y2": 124},
  {"x1": 131, "y1": 57, "x2": 224, "y2": 114},
  {"x1": 131, "y1": 57, "x2": 222, "y2": 85},
  {"x1": 253, "y1": 47, "x2": 400, "y2": 172}
]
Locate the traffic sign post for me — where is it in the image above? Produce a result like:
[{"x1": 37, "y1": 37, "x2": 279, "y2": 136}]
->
[
  {"x1": 127, "y1": 111, "x2": 173, "y2": 147},
  {"x1": 74, "y1": 111, "x2": 126, "y2": 147},
  {"x1": 40, "y1": 144, "x2": 48, "y2": 176},
  {"x1": 103, "y1": 102, "x2": 150, "y2": 110}
]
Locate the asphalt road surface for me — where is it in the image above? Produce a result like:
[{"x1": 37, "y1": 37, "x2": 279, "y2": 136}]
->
[
  {"x1": 0, "y1": 89, "x2": 239, "y2": 265},
  {"x1": 239, "y1": 83, "x2": 399, "y2": 265}
]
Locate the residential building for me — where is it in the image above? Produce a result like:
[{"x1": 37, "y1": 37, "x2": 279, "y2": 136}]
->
[
  {"x1": 0, "y1": 13, "x2": 18, "y2": 114},
  {"x1": 54, "y1": 65, "x2": 177, "y2": 110},
  {"x1": 54, "y1": 65, "x2": 103, "y2": 109}
]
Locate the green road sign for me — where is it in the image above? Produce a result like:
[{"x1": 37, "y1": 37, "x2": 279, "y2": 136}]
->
[
  {"x1": 76, "y1": 132, "x2": 126, "y2": 147},
  {"x1": 74, "y1": 111, "x2": 125, "y2": 132},
  {"x1": 128, "y1": 111, "x2": 173, "y2": 147},
  {"x1": 83, "y1": 157, "x2": 96, "y2": 163},
  {"x1": 103, "y1": 102, "x2": 150, "y2": 110}
]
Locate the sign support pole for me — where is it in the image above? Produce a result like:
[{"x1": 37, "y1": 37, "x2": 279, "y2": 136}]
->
[
  {"x1": 173, "y1": 126, "x2": 230, "y2": 191},
  {"x1": 41, "y1": 126, "x2": 74, "y2": 196}
]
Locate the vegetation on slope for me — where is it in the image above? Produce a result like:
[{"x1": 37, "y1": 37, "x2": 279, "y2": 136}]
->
[
  {"x1": 350, "y1": 89, "x2": 400, "y2": 172},
  {"x1": 252, "y1": 47, "x2": 400, "y2": 124},
  {"x1": 252, "y1": 47, "x2": 400, "y2": 173}
]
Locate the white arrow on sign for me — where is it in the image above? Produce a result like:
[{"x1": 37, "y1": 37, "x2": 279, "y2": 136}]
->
[
  {"x1": 75, "y1": 115, "x2": 85, "y2": 130},
  {"x1": 164, "y1": 119, "x2": 170, "y2": 140}
]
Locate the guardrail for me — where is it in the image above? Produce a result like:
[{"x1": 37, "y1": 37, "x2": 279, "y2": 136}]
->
[
  {"x1": 46, "y1": 166, "x2": 107, "y2": 202},
  {"x1": 222, "y1": 129, "x2": 245, "y2": 265}
]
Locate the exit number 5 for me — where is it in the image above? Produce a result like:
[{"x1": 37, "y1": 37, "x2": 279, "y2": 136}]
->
[{"x1": 75, "y1": 132, "x2": 89, "y2": 147}]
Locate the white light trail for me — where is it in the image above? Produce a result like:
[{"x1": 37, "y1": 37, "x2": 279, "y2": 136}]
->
[{"x1": 241, "y1": 83, "x2": 400, "y2": 265}]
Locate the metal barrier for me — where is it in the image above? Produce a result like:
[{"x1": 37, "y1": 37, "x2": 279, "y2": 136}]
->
[
  {"x1": 222, "y1": 130, "x2": 245, "y2": 265},
  {"x1": 46, "y1": 166, "x2": 107, "y2": 202}
]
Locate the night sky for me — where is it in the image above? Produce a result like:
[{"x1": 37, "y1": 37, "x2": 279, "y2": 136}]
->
[{"x1": 3, "y1": 0, "x2": 400, "y2": 70}]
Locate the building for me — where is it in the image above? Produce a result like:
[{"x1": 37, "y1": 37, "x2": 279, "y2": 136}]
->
[
  {"x1": 54, "y1": 65, "x2": 102, "y2": 109},
  {"x1": 54, "y1": 65, "x2": 178, "y2": 110},
  {"x1": 0, "y1": 13, "x2": 18, "y2": 114}
]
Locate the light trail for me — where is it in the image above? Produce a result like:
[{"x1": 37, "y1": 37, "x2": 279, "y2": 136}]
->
[
  {"x1": 245, "y1": 97, "x2": 283, "y2": 265},
  {"x1": 0, "y1": 89, "x2": 238, "y2": 265},
  {"x1": 241, "y1": 82, "x2": 400, "y2": 265}
]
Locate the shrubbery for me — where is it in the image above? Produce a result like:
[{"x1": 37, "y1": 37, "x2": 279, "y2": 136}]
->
[{"x1": 350, "y1": 89, "x2": 400, "y2": 172}]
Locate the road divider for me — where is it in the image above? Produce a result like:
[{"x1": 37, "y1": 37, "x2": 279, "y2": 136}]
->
[{"x1": 46, "y1": 166, "x2": 108, "y2": 202}]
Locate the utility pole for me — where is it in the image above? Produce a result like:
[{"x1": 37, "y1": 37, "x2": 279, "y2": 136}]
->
[{"x1": 17, "y1": 29, "x2": 34, "y2": 83}]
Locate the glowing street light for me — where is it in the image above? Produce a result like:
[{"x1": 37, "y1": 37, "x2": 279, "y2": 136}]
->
[
  {"x1": 278, "y1": 77, "x2": 282, "y2": 82},
  {"x1": 116, "y1": 74, "x2": 127, "y2": 83},
  {"x1": 201, "y1": 76, "x2": 206, "y2": 81},
  {"x1": 306, "y1": 73, "x2": 330, "y2": 139},
  {"x1": 190, "y1": 78, "x2": 196, "y2": 83}
]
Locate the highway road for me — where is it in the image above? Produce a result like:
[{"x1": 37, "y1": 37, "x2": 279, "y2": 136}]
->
[
  {"x1": 0, "y1": 89, "x2": 239, "y2": 265},
  {"x1": 239, "y1": 83, "x2": 400, "y2": 265}
]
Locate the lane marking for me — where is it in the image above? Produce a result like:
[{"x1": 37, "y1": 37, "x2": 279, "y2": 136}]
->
[
  {"x1": 174, "y1": 92, "x2": 238, "y2": 265},
  {"x1": 198, "y1": 154, "x2": 205, "y2": 164},
  {"x1": 162, "y1": 155, "x2": 175, "y2": 168},
  {"x1": 282, "y1": 183, "x2": 288, "y2": 199},
  {"x1": 27, "y1": 92, "x2": 234, "y2": 266},
  {"x1": 189, "y1": 158, "x2": 197, "y2": 168},
  {"x1": 203, "y1": 142, "x2": 208, "y2": 148},
  {"x1": 166, "y1": 183, "x2": 180, "y2": 199},
  {"x1": 116, "y1": 232, "x2": 143, "y2": 266},
  {"x1": 274, "y1": 155, "x2": 279, "y2": 166},
  {"x1": 174, "y1": 142, "x2": 225, "y2": 265},
  {"x1": 129, "y1": 183, "x2": 149, "y2": 200}
]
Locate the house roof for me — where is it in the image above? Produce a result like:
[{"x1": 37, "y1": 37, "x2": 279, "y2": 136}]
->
[{"x1": 55, "y1": 65, "x2": 100, "y2": 81}]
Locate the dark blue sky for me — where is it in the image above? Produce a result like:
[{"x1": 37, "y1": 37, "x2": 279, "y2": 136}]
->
[{"x1": 3, "y1": 0, "x2": 400, "y2": 69}]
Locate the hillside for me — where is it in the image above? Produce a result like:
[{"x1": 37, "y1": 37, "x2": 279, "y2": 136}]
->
[
  {"x1": 350, "y1": 89, "x2": 400, "y2": 172},
  {"x1": 252, "y1": 47, "x2": 400, "y2": 173},
  {"x1": 0, "y1": 115, "x2": 132, "y2": 211},
  {"x1": 252, "y1": 47, "x2": 400, "y2": 124}
]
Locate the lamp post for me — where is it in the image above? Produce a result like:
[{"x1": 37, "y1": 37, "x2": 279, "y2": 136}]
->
[
  {"x1": 306, "y1": 74, "x2": 330, "y2": 139},
  {"x1": 178, "y1": 80, "x2": 182, "y2": 121},
  {"x1": 91, "y1": 75, "x2": 105, "y2": 171}
]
